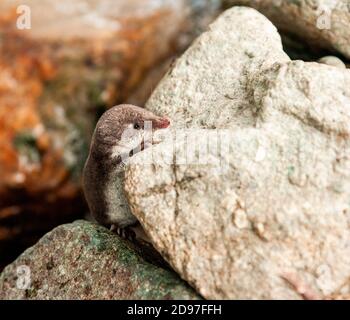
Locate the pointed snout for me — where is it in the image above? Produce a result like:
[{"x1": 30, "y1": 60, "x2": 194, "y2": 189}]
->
[{"x1": 151, "y1": 117, "x2": 170, "y2": 129}]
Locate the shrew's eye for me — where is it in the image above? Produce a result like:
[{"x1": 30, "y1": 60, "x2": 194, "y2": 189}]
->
[{"x1": 134, "y1": 123, "x2": 141, "y2": 130}]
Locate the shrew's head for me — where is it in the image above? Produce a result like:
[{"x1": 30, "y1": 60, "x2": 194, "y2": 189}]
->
[{"x1": 90, "y1": 104, "x2": 170, "y2": 162}]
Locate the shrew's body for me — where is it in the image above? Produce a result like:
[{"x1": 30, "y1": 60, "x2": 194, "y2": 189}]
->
[{"x1": 83, "y1": 104, "x2": 170, "y2": 229}]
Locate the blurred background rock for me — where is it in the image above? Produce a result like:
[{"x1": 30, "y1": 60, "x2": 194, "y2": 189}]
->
[{"x1": 0, "y1": 0, "x2": 221, "y2": 270}]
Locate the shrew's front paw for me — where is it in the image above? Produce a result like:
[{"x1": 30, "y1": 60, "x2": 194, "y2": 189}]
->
[{"x1": 110, "y1": 224, "x2": 136, "y2": 242}]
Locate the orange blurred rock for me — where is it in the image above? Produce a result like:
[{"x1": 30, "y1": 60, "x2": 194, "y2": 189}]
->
[{"x1": 0, "y1": 0, "x2": 220, "y2": 268}]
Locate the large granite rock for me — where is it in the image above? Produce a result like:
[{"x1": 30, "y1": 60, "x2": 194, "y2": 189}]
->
[
  {"x1": 225, "y1": 0, "x2": 350, "y2": 60},
  {"x1": 0, "y1": 220, "x2": 200, "y2": 299},
  {"x1": 0, "y1": 0, "x2": 220, "y2": 269},
  {"x1": 124, "y1": 7, "x2": 350, "y2": 299}
]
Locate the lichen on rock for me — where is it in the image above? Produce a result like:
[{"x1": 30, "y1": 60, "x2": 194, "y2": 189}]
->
[{"x1": 0, "y1": 220, "x2": 200, "y2": 299}]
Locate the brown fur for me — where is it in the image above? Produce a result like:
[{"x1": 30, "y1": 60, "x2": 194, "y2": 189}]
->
[{"x1": 82, "y1": 104, "x2": 170, "y2": 227}]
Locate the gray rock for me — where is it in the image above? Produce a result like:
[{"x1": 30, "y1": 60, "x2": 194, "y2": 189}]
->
[
  {"x1": 0, "y1": 220, "x2": 200, "y2": 299},
  {"x1": 318, "y1": 56, "x2": 346, "y2": 69},
  {"x1": 124, "y1": 7, "x2": 350, "y2": 299},
  {"x1": 225, "y1": 0, "x2": 350, "y2": 60}
]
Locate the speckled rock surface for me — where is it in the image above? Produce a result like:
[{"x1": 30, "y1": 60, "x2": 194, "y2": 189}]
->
[
  {"x1": 0, "y1": 220, "x2": 200, "y2": 299},
  {"x1": 0, "y1": 0, "x2": 221, "y2": 269},
  {"x1": 225, "y1": 0, "x2": 350, "y2": 60},
  {"x1": 124, "y1": 7, "x2": 350, "y2": 299},
  {"x1": 144, "y1": 7, "x2": 290, "y2": 128}
]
